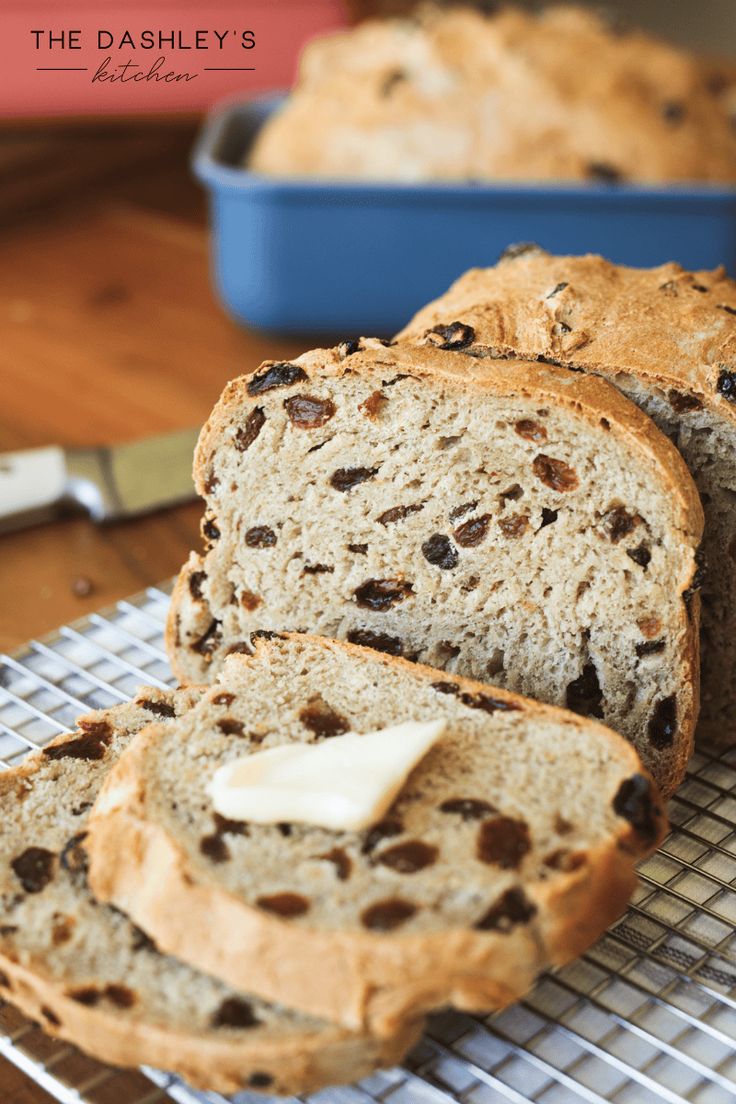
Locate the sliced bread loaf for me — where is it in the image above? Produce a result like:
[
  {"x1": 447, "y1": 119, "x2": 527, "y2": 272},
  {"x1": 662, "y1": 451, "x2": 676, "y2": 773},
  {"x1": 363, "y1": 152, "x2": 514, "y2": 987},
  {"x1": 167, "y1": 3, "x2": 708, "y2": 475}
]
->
[
  {"x1": 0, "y1": 690, "x2": 420, "y2": 1094},
  {"x1": 166, "y1": 341, "x2": 702, "y2": 793},
  {"x1": 397, "y1": 250, "x2": 733, "y2": 746},
  {"x1": 87, "y1": 634, "x2": 667, "y2": 1037}
]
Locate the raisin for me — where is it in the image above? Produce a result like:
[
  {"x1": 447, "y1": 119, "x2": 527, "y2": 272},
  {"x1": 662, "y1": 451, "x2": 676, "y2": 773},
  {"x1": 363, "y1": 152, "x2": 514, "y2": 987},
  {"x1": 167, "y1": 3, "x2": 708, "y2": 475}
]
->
[
  {"x1": 361, "y1": 898, "x2": 417, "y2": 930},
  {"x1": 202, "y1": 516, "x2": 220, "y2": 544},
  {"x1": 240, "y1": 589, "x2": 261, "y2": 609},
  {"x1": 613, "y1": 774, "x2": 661, "y2": 845},
  {"x1": 361, "y1": 817, "x2": 404, "y2": 855},
  {"x1": 235, "y1": 406, "x2": 266, "y2": 451},
  {"x1": 137, "y1": 698, "x2": 176, "y2": 718},
  {"x1": 338, "y1": 338, "x2": 362, "y2": 357},
  {"x1": 69, "y1": 987, "x2": 100, "y2": 1006},
  {"x1": 212, "y1": 692, "x2": 235, "y2": 706},
  {"x1": 477, "y1": 817, "x2": 531, "y2": 869},
  {"x1": 245, "y1": 525, "x2": 276, "y2": 548},
  {"x1": 432, "y1": 680, "x2": 459, "y2": 695},
  {"x1": 533, "y1": 454, "x2": 579, "y2": 492},
  {"x1": 499, "y1": 514, "x2": 529, "y2": 538},
  {"x1": 426, "y1": 321, "x2": 475, "y2": 350},
  {"x1": 603, "y1": 504, "x2": 640, "y2": 543},
  {"x1": 566, "y1": 663, "x2": 604, "y2": 718},
  {"x1": 189, "y1": 570, "x2": 206, "y2": 599},
  {"x1": 131, "y1": 925, "x2": 158, "y2": 953},
  {"x1": 668, "y1": 389, "x2": 703, "y2": 414},
  {"x1": 627, "y1": 543, "x2": 651, "y2": 568},
  {"x1": 587, "y1": 161, "x2": 622, "y2": 183},
  {"x1": 378, "y1": 503, "x2": 423, "y2": 526},
  {"x1": 256, "y1": 892, "x2": 310, "y2": 917},
  {"x1": 192, "y1": 620, "x2": 222, "y2": 657},
  {"x1": 515, "y1": 419, "x2": 547, "y2": 442},
  {"x1": 299, "y1": 701, "x2": 349, "y2": 738},
  {"x1": 376, "y1": 841, "x2": 438, "y2": 873},
  {"x1": 284, "y1": 394, "x2": 336, "y2": 428},
  {"x1": 440, "y1": 797, "x2": 496, "y2": 820},
  {"x1": 449, "y1": 500, "x2": 478, "y2": 522},
  {"x1": 359, "y1": 390, "x2": 386, "y2": 418},
  {"x1": 499, "y1": 242, "x2": 540, "y2": 261},
  {"x1": 636, "y1": 639, "x2": 666, "y2": 657},
  {"x1": 546, "y1": 282, "x2": 569, "y2": 298},
  {"x1": 348, "y1": 543, "x2": 368, "y2": 554},
  {"x1": 204, "y1": 473, "x2": 219, "y2": 494},
  {"x1": 354, "y1": 578, "x2": 413, "y2": 610},
  {"x1": 717, "y1": 369, "x2": 736, "y2": 401},
  {"x1": 662, "y1": 100, "x2": 685, "y2": 123},
  {"x1": 317, "y1": 847, "x2": 352, "y2": 880},
  {"x1": 213, "y1": 814, "x2": 248, "y2": 836},
  {"x1": 200, "y1": 834, "x2": 230, "y2": 863},
  {"x1": 475, "y1": 887, "x2": 537, "y2": 932},
  {"x1": 212, "y1": 997, "x2": 260, "y2": 1028},
  {"x1": 460, "y1": 691, "x2": 520, "y2": 714},
  {"x1": 106, "y1": 985, "x2": 136, "y2": 1009},
  {"x1": 454, "y1": 514, "x2": 491, "y2": 547},
  {"x1": 330, "y1": 466, "x2": 378, "y2": 491},
  {"x1": 249, "y1": 1073, "x2": 274, "y2": 1089},
  {"x1": 422, "y1": 534, "x2": 459, "y2": 569},
  {"x1": 303, "y1": 563, "x2": 334, "y2": 575},
  {"x1": 44, "y1": 722, "x2": 113, "y2": 762},
  {"x1": 347, "y1": 629, "x2": 404, "y2": 656},
  {"x1": 500, "y1": 484, "x2": 523, "y2": 503},
  {"x1": 648, "y1": 695, "x2": 677, "y2": 749},
  {"x1": 719, "y1": 304, "x2": 736, "y2": 316},
  {"x1": 250, "y1": 629, "x2": 282, "y2": 644},
  {"x1": 247, "y1": 362, "x2": 307, "y2": 395},
  {"x1": 41, "y1": 1006, "x2": 60, "y2": 1026},
  {"x1": 218, "y1": 718, "x2": 245, "y2": 736},
  {"x1": 539, "y1": 508, "x2": 558, "y2": 528}
]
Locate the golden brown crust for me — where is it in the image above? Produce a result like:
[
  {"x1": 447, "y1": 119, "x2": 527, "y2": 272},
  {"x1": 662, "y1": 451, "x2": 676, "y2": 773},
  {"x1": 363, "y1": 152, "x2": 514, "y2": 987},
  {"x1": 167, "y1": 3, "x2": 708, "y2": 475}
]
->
[
  {"x1": 88, "y1": 633, "x2": 667, "y2": 1037},
  {"x1": 0, "y1": 953, "x2": 420, "y2": 1094},
  {"x1": 396, "y1": 251, "x2": 736, "y2": 427}
]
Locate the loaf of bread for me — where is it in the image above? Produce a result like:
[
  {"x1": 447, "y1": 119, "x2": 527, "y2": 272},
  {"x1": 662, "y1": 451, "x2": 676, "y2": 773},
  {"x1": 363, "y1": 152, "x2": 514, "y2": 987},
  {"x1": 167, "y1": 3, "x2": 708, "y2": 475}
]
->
[
  {"x1": 0, "y1": 690, "x2": 421, "y2": 1094},
  {"x1": 397, "y1": 249, "x2": 734, "y2": 747},
  {"x1": 165, "y1": 341, "x2": 702, "y2": 794},
  {"x1": 249, "y1": 5, "x2": 736, "y2": 184},
  {"x1": 87, "y1": 634, "x2": 666, "y2": 1036}
]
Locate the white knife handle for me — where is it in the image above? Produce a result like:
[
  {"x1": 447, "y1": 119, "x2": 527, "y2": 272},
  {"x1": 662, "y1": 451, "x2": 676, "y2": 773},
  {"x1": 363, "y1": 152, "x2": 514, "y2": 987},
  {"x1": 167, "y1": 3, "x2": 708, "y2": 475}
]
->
[{"x1": 0, "y1": 446, "x2": 69, "y2": 532}]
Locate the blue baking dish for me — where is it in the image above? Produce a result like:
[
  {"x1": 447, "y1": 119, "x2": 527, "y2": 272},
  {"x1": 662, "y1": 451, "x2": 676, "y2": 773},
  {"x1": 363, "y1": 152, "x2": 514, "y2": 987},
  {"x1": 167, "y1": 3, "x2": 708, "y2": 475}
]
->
[{"x1": 193, "y1": 94, "x2": 736, "y2": 336}]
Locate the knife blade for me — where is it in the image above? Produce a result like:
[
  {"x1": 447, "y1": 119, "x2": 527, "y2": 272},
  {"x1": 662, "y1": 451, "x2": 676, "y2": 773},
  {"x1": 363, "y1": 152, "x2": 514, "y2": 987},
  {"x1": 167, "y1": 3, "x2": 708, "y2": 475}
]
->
[{"x1": 0, "y1": 428, "x2": 200, "y2": 535}]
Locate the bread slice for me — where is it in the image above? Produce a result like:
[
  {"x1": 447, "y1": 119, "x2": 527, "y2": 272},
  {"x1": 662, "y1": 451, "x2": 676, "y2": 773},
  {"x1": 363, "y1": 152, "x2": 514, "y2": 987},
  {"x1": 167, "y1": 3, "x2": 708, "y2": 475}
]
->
[
  {"x1": 165, "y1": 341, "x2": 702, "y2": 793},
  {"x1": 87, "y1": 634, "x2": 667, "y2": 1037},
  {"x1": 248, "y1": 5, "x2": 736, "y2": 184},
  {"x1": 0, "y1": 690, "x2": 420, "y2": 1095},
  {"x1": 397, "y1": 250, "x2": 734, "y2": 747}
]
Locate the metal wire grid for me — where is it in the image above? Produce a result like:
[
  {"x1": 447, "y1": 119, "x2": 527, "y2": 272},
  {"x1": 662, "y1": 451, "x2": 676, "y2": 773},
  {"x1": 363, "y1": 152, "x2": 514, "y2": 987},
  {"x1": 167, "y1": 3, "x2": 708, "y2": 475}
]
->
[{"x1": 1, "y1": 585, "x2": 735, "y2": 1104}]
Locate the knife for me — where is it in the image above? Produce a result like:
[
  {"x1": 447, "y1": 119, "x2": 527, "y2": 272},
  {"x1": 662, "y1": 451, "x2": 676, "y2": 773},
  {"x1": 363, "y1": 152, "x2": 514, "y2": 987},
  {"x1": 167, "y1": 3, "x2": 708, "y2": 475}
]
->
[{"x1": 0, "y1": 428, "x2": 201, "y2": 535}]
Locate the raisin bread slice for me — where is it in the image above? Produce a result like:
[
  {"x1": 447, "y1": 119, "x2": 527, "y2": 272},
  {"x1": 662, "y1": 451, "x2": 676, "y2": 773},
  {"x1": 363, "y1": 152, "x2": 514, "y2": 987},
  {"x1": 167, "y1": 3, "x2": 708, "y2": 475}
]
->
[
  {"x1": 0, "y1": 690, "x2": 420, "y2": 1095},
  {"x1": 166, "y1": 341, "x2": 702, "y2": 794},
  {"x1": 397, "y1": 250, "x2": 735, "y2": 747},
  {"x1": 249, "y1": 5, "x2": 736, "y2": 184},
  {"x1": 87, "y1": 634, "x2": 666, "y2": 1037}
]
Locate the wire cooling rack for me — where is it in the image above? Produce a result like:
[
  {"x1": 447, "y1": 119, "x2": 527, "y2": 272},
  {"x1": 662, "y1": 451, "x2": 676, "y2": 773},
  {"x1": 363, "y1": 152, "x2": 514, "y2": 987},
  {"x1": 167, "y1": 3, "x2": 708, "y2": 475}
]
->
[{"x1": 1, "y1": 584, "x2": 736, "y2": 1104}]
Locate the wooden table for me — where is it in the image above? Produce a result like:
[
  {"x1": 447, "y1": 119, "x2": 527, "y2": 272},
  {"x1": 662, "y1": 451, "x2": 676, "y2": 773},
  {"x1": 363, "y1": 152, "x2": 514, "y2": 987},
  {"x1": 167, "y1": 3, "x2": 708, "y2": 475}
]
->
[{"x1": 0, "y1": 119, "x2": 315, "y2": 1101}]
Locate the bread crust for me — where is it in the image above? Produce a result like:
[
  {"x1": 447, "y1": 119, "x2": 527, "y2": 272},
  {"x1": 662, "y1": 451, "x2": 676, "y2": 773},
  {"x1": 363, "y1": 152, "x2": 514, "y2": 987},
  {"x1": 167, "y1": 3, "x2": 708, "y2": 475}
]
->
[
  {"x1": 167, "y1": 341, "x2": 702, "y2": 793},
  {"x1": 88, "y1": 634, "x2": 667, "y2": 1037}
]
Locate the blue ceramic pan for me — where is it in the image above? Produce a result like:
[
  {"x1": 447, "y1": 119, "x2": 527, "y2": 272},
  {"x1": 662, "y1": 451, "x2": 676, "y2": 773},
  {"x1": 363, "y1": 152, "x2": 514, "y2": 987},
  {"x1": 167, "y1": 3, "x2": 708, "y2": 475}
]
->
[{"x1": 193, "y1": 94, "x2": 736, "y2": 336}]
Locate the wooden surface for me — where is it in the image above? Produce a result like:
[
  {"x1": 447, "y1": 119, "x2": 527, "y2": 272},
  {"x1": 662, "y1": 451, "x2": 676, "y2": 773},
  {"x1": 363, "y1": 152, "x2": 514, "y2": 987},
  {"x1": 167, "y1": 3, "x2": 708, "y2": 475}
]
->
[
  {"x1": 0, "y1": 119, "x2": 313, "y2": 1101},
  {"x1": 0, "y1": 121, "x2": 309, "y2": 655}
]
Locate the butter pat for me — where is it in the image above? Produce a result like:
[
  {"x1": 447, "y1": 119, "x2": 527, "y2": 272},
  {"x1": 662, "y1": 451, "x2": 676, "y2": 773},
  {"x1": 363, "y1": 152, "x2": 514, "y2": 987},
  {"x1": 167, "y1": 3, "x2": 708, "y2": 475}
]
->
[{"x1": 208, "y1": 719, "x2": 446, "y2": 832}]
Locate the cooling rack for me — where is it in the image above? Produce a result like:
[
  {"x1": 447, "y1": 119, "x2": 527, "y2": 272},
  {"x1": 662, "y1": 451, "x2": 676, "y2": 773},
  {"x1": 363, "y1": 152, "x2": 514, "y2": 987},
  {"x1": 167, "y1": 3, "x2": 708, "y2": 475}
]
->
[{"x1": 1, "y1": 584, "x2": 735, "y2": 1104}]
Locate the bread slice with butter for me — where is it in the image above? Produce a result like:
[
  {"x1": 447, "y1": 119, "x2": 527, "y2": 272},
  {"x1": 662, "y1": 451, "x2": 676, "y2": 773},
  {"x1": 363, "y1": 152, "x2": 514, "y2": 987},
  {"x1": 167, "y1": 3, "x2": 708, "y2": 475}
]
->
[
  {"x1": 87, "y1": 634, "x2": 666, "y2": 1038},
  {"x1": 165, "y1": 340, "x2": 702, "y2": 795},
  {"x1": 0, "y1": 689, "x2": 422, "y2": 1095}
]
